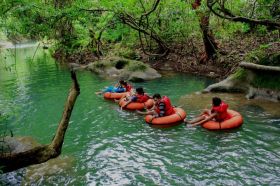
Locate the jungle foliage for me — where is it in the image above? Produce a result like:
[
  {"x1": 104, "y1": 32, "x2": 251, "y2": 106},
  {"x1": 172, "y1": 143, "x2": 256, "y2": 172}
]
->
[{"x1": 0, "y1": 0, "x2": 279, "y2": 60}]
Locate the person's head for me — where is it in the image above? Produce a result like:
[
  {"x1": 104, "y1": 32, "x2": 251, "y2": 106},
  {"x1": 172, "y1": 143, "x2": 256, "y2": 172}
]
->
[
  {"x1": 136, "y1": 87, "x2": 144, "y2": 95},
  {"x1": 153, "y1": 93, "x2": 161, "y2": 102},
  {"x1": 121, "y1": 81, "x2": 127, "y2": 86},
  {"x1": 212, "y1": 97, "x2": 222, "y2": 107},
  {"x1": 119, "y1": 80, "x2": 125, "y2": 85}
]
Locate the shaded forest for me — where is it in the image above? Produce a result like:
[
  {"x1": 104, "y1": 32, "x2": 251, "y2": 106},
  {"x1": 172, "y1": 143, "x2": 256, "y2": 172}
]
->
[{"x1": 0, "y1": 0, "x2": 279, "y2": 77}]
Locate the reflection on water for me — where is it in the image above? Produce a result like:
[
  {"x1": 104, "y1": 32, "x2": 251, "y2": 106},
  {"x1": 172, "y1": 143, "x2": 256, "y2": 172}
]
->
[{"x1": 0, "y1": 46, "x2": 280, "y2": 185}]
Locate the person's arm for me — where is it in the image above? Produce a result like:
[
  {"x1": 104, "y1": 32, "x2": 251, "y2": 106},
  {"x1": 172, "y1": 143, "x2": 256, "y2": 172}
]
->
[
  {"x1": 191, "y1": 112, "x2": 217, "y2": 127},
  {"x1": 121, "y1": 96, "x2": 137, "y2": 110},
  {"x1": 136, "y1": 110, "x2": 154, "y2": 115},
  {"x1": 200, "y1": 109, "x2": 211, "y2": 116},
  {"x1": 148, "y1": 104, "x2": 156, "y2": 111}
]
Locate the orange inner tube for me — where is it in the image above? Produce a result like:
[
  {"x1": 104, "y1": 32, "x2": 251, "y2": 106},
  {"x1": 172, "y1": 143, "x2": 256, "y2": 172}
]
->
[
  {"x1": 202, "y1": 110, "x2": 243, "y2": 130},
  {"x1": 145, "y1": 107, "x2": 187, "y2": 125},
  {"x1": 119, "y1": 98, "x2": 154, "y2": 110},
  {"x1": 103, "y1": 92, "x2": 128, "y2": 100}
]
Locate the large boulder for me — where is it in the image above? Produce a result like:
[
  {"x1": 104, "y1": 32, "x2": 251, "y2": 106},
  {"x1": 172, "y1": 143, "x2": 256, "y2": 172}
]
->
[
  {"x1": 86, "y1": 57, "x2": 161, "y2": 82},
  {"x1": 203, "y1": 62, "x2": 280, "y2": 102},
  {"x1": 203, "y1": 75, "x2": 249, "y2": 93}
]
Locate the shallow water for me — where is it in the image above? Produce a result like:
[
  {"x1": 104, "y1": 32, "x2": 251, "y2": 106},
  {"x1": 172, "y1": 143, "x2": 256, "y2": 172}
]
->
[{"x1": 0, "y1": 46, "x2": 280, "y2": 185}]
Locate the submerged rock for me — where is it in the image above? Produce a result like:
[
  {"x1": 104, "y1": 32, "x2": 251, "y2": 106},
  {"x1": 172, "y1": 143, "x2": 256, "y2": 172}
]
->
[{"x1": 23, "y1": 156, "x2": 75, "y2": 184}]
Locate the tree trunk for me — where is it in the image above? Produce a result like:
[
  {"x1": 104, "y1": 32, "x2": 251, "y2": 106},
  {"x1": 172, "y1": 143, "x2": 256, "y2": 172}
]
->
[
  {"x1": 192, "y1": 0, "x2": 219, "y2": 63},
  {"x1": 199, "y1": 11, "x2": 219, "y2": 63},
  {"x1": 0, "y1": 71, "x2": 80, "y2": 173}
]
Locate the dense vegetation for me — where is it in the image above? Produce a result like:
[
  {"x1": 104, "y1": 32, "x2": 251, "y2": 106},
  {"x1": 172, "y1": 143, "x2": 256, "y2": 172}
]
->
[{"x1": 0, "y1": 0, "x2": 279, "y2": 69}]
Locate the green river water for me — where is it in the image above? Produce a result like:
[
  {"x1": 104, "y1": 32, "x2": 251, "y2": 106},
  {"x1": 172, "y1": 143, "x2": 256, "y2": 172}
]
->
[{"x1": 1, "y1": 45, "x2": 280, "y2": 185}]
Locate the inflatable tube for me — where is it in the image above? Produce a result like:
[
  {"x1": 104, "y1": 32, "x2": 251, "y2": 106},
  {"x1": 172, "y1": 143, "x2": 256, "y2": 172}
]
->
[
  {"x1": 103, "y1": 92, "x2": 128, "y2": 100},
  {"x1": 145, "y1": 107, "x2": 186, "y2": 125},
  {"x1": 202, "y1": 110, "x2": 243, "y2": 130},
  {"x1": 119, "y1": 98, "x2": 154, "y2": 110}
]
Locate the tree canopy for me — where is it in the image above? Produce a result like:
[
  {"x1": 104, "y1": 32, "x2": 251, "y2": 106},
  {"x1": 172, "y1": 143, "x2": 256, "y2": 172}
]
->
[{"x1": 1, "y1": 0, "x2": 278, "y2": 58}]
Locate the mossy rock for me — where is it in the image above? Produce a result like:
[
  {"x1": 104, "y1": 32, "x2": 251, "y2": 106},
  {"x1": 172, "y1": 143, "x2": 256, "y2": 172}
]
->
[
  {"x1": 86, "y1": 56, "x2": 161, "y2": 81},
  {"x1": 231, "y1": 68, "x2": 248, "y2": 81}
]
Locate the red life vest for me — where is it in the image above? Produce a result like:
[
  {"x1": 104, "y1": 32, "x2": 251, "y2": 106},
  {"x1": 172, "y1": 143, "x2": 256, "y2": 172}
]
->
[
  {"x1": 155, "y1": 96, "x2": 175, "y2": 116},
  {"x1": 211, "y1": 101, "x2": 232, "y2": 122},
  {"x1": 125, "y1": 84, "x2": 132, "y2": 92},
  {"x1": 136, "y1": 94, "x2": 149, "y2": 103}
]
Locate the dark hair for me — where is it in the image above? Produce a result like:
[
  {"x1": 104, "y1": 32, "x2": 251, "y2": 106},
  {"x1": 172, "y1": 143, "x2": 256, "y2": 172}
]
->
[
  {"x1": 136, "y1": 87, "x2": 144, "y2": 95},
  {"x1": 119, "y1": 80, "x2": 129, "y2": 86},
  {"x1": 153, "y1": 93, "x2": 161, "y2": 99},
  {"x1": 212, "y1": 97, "x2": 222, "y2": 106}
]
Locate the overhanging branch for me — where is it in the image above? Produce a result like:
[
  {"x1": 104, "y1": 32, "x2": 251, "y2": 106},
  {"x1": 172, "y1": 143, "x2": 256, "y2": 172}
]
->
[{"x1": 207, "y1": 0, "x2": 280, "y2": 28}]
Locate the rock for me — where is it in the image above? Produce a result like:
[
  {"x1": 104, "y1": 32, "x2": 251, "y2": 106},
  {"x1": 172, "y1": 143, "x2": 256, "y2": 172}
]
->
[
  {"x1": 124, "y1": 68, "x2": 161, "y2": 82},
  {"x1": 209, "y1": 71, "x2": 216, "y2": 78},
  {"x1": 203, "y1": 75, "x2": 248, "y2": 93},
  {"x1": 203, "y1": 65, "x2": 280, "y2": 102},
  {"x1": 86, "y1": 57, "x2": 161, "y2": 82},
  {"x1": 246, "y1": 87, "x2": 280, "y2": 102},
  {"x1": 158, "y1": 62, "x2": 173, "y2": 71},
  {"x1": 2, "y1": 136, "x2": 40, "y2": 154},
  {"x1": 24, "y1": 156, "x2": 75, "y2": 183}
]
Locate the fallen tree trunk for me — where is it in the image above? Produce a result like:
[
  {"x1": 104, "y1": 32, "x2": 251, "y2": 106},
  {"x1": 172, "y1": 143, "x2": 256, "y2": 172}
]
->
[
  {"x1": 0, "y1": 71, "x2": 80, "y2": 173},
  {"x1": 239, "y1": 62, "x2": 280, "y2": 72}
]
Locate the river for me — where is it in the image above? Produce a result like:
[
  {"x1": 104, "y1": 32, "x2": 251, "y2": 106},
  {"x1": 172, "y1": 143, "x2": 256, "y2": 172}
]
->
[{"x1": 1, "y1": 45, "x2": 280, "y2": 185}]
